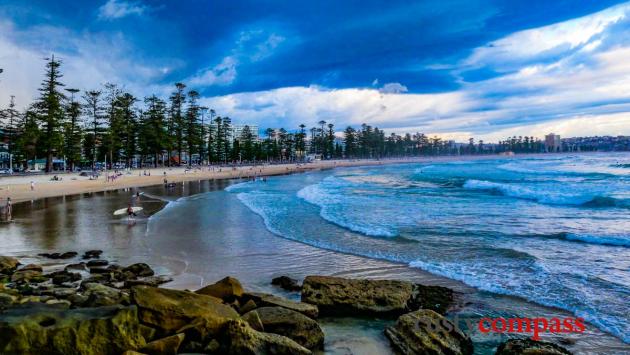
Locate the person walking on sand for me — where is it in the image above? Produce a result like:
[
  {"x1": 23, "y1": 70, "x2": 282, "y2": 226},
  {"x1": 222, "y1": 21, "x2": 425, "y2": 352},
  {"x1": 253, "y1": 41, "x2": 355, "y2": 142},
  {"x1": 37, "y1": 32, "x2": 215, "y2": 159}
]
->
[
  {"x1": 30, "y1": 181, "x2": 34, "y2": 191},
  {"x1": 3, "y1": 197, "x2": 11, "y2": 221}
]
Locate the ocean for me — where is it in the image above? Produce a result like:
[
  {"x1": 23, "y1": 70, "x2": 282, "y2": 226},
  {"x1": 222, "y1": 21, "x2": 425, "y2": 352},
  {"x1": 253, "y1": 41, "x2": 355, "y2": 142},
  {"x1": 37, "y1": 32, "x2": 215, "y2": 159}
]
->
[{"x1": 224, "y1": 153, "x2": 630, "y2": 345}]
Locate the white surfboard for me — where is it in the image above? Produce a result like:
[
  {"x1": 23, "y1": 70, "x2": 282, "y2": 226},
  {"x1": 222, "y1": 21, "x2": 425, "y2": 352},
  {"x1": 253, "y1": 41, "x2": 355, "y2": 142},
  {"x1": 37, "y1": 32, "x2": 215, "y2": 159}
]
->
[{"x1": 113, "y1": 206, "x2": 143, "y2": 216}]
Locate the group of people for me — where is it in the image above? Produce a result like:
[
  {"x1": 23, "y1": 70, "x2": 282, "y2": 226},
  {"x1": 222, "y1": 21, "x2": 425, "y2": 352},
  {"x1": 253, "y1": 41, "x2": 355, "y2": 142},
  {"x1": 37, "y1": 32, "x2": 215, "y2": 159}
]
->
[{"x1": 105, "y1": 171, "x2": 124, "y2": 183}]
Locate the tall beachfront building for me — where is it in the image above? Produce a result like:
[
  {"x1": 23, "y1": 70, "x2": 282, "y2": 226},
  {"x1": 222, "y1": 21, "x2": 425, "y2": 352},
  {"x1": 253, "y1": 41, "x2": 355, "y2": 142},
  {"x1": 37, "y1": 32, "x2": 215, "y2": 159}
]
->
[
  {"x1": 545, "y1": 133, "x2": 561, "y2": 152},
  {"x1": 232, "y1": 124, "x2": 259, "y2": 141}
]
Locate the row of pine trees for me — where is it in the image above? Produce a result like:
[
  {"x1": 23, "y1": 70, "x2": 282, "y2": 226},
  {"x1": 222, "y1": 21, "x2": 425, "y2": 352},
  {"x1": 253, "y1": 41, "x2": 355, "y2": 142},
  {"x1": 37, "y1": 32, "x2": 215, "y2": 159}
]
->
[{"x1": 0, "y1": 57, "x2": 545, "y2": 173}]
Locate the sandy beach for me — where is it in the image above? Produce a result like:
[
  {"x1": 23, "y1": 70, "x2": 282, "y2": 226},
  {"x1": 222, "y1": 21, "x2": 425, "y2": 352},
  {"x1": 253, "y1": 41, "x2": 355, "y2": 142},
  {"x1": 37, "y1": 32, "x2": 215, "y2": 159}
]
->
[{"x1": 0, "y1": 156, "x2": 483, "y2": 204}]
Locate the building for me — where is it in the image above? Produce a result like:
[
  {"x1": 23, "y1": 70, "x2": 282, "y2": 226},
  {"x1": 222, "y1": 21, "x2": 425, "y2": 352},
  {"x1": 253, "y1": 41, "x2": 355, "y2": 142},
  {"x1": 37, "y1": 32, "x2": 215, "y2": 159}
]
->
[
  {"x1": 545, "y1": 133, "x2": 561, "y2": 152},
  {"x1": 561, "y1": 135, "x2": 630, "y2": 151},
  {"x1": 27, "y1": 158, "x2": 66, "y2": 171},
  {"x1": 232, "y1": 124, "x2": 259, "y2": 142},
  {"x1": 207, "y1": 123, "x2": 259, "y2": 142},
  {"x1": 0, "y1": 142, "x2": 9, "y2": 169}
]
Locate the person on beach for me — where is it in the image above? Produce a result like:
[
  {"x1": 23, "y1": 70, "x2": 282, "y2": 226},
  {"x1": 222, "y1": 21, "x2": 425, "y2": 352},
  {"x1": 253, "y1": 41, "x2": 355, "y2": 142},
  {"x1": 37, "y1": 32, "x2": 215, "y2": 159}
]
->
[
  {"x1": 30, "y1": 181, "x2": 34, "y2": 191},
  {"x1": 3, "y1": 197, "x2": 11, "y2": 221},
  {"x1": 126, "y1": 203, "x2": 137, "y2": 219}
]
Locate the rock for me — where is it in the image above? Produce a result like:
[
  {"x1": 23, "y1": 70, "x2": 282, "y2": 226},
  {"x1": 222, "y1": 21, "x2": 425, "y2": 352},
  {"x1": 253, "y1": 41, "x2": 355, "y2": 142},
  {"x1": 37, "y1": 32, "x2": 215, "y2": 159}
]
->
[
  {"x1": 217, "y1": 319, "x2": 311, "y2": 355},
  {"x1": 124, "y1": 275, "x2": 173, "y2": 288},
  {"x1": 495, "y1": 338, "x2": 572, "y2": 355},
  {"x1": 83, "y1": 274, "x2": 111, "y2": 284},
  {"x1": 242, "y1": 310, "x2": 265, "y2": 331},
  {"x1": 139, "y1": 333, "x2": 185, "y2": 355},
  {"x1": 272, "y1": 276, "x2": 302, "y2": 291},
  {"x1": 45, "y1": 299, "x2": 72, "y2": 308},
  {"x1": 17, "y1": 295, "x2": 45, "y2": 304},
  {"x1": 301, "y1": 276, "x2": 453, "y2": 316},
  {"x1": 50, "y1": 288, "x2": 78, "y2": 299},
  {"x1": 40, "y1": 252, "x2": 78, "y2": 260},
  {"x1": 0, "y1": 293, "x2": 17, "y2": 308},
  {"x1": 384, "y1": 309, "x2": 473, "y2": 355},
  {"x1": 130, "y1": 285, "x2": 239, "y2": 336},
  {"x1": 243, "y1": 292, "x2": 318, "y2": 319},
  {"x1": 107, "y1": 264, "x2": 124, "y2": 272},
  {"x1": 239, "y1": 299, "x2": 258, "y2": 314},
  {"x1": 0, "y1": 304, "x2": 147, "y2": 354},
  {"x1": 87, "y1": 259, "x2": 109, "y2": 267},
  {"x1": 123, "y1": 263, "x2": 155, "y2": 278},
  {"x1": 89, "y1": 267, "x2": 111, "y2": 274},
  {"x1": 409, "y1": 284, "x2": 455, "y2": 315},
  {"x1": 301, "y1": 276, "x2": 411, "y2": 316},
  {"x1": 59, "y1": 251, "x2": 78, "y2": 259},
  {"x1": 13, "y1": 284, "x2": 35, "y2": 296},
  {"x1": 203, "y1": 339, "x2": 220, "y2": 353},
  {"x1": 11, "y1": 270, "x2": 47, "y2": 284},
  {"x1": 82, "y1": 250, "x2": 103, "y2": 259},
  {"x1": 48, "y1": 270, "x2": 82, "y2": 285},
  {"x1": 20, "y1": 264, "x2": 43, "y2": 272},
  {"x1": 248, "y1": 307, "x2": 324, "y2": 350},
  {"x1": 196, "y1": 276, "x2": 244, "y2": 302},
  {"x1": 0, "y1": 256, "x2": 19, "y2": 274},
  {"x1": 67, "y1": 293, "x2": 89, "y2": 307},
  {"x1": 65, "y1": 263, "x2": 88, "y2": 272},
  {"x1": 82, "y1": 283, "x2": 128, "y2": 307}
]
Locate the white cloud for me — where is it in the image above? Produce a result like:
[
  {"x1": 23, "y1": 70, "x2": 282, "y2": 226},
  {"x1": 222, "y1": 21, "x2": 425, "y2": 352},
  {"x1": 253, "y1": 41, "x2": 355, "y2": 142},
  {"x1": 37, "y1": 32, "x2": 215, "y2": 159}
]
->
[
  {"x1": 200, "y1": 85, "x2": 472, "y2": 130},
  {"x1": 465, "y1": 2, "x2": 630, "y2": 70},
  {"x1": 378, "y1": 82, "x2": 408, "y2": 94},
  {"x1": 186, "y1": 31, "x2": 285, "y2": 88},
  {"x1": 188, "y1": 56, "x2": 238, "y2": 87},
  {"x1": 98, "y1": 0, "x2": 147, "y2": 20},
  {"x1": 0, "y1": 20, "x2": 173, "y2": 109}
]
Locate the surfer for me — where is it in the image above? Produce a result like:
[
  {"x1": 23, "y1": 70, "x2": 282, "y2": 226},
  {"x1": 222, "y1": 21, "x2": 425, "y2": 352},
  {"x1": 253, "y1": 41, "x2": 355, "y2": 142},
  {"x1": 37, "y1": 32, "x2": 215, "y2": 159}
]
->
[{"x1": 127, "y1": 203, "x2": 137, "y2": 218}]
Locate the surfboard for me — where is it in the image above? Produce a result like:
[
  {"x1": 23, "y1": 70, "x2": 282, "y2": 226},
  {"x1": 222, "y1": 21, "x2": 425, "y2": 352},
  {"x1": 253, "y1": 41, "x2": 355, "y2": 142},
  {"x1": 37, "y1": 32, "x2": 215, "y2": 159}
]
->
[{"x1": 113, "y1": 207, "x2": 143, "y2": 216}]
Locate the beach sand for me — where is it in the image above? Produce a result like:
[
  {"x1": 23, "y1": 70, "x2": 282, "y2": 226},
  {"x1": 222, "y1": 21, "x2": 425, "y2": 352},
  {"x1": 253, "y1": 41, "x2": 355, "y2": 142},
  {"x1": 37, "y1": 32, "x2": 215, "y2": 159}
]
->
[{"x1": 0, "y1": 156, "x2": 484, "y2": 204}]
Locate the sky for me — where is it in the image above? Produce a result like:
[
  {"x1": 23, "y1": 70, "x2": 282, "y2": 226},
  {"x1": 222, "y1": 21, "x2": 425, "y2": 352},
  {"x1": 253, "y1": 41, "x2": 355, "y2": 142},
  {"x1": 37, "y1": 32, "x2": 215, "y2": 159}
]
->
[{"x1": 1, "y1": 0, "x2": 630, "y2": 142}]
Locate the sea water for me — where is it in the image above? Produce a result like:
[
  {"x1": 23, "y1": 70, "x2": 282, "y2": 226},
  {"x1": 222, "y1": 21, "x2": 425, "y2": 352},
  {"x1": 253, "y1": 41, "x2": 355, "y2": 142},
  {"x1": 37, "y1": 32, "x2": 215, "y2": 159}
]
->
[{"x1": 225, "y1": 153, "x2": 630, "y2": 344}]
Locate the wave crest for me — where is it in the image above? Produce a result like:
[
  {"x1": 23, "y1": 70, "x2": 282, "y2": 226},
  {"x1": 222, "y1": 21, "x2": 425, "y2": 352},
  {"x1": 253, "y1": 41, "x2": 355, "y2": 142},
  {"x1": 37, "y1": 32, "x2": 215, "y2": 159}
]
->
[
  {"x1": 463, "y1": 179, "x2": 627, "y2": 207},
  {"x1": 297, "y1": 183, "x2": 399, "y2": 237}
]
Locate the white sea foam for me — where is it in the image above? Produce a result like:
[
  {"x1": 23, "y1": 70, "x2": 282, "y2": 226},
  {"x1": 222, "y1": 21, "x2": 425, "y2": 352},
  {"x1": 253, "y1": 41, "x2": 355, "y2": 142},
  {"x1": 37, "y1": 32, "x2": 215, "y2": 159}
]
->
[
  {"x1": 224, "y1": 181, "x2": 253, "y2": 192},
  {"x1": 408, "y1": 258, "x2": 629, "y2": 343},
  {"x1": 463, "y1": 179, "x2": 600, "y2": 205},
  {"x1": 297, "y1": 183, "x2": 398, "y2": 237}
]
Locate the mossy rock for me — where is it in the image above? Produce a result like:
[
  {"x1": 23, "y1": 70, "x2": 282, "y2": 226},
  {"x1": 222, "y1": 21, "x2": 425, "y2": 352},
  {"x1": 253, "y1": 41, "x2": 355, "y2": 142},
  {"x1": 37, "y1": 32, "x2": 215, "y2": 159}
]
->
[
  {"x1": 216, "y1": 319, "x2": 311, "y2": 355},
  {"x1": 385, "y1": 309, "x2": 473, "y2": 355},
  {"x1": 0, "y1": 304, "x2": 147, "y2": 355},
  {"x1": 131, "y1": 286, "x2": 239, "y2": 337},
  {"x1": 496, "y1": 338, "x2": 572, "y2": 355}
]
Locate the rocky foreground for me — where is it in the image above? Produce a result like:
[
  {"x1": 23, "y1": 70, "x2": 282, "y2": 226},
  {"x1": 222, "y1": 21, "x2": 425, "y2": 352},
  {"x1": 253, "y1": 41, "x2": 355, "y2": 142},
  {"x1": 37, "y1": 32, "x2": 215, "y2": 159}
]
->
[{"x1": 0, "y1": 254, "x2": 572, "y2": 355}]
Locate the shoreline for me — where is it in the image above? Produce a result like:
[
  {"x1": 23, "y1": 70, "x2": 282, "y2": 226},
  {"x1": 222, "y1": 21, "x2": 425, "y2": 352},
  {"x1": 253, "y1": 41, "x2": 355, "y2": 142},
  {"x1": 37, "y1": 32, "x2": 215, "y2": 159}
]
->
[
  {"x1": 0, "y1": 158, "x2": 406, "y2": 204},
  {"x1": 0, "y1": 152, "x2": 585, "y2": 205}
]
